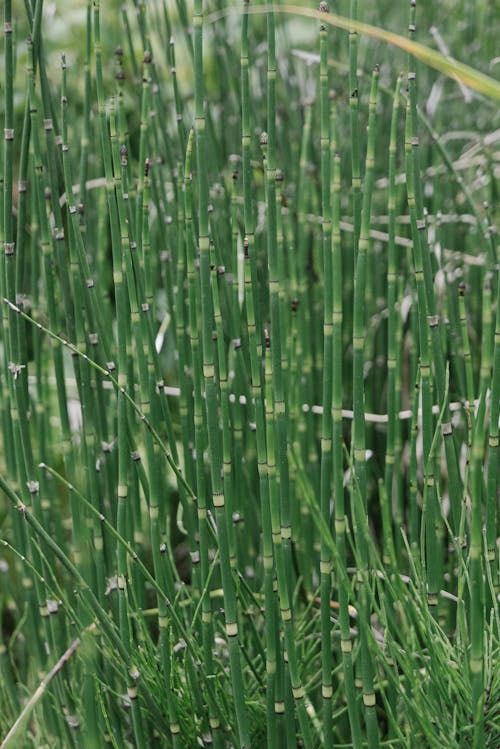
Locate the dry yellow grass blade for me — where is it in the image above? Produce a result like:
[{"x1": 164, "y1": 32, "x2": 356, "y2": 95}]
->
[{"x1": 206, "y1": 4, "x2": 500, "y2": 101}]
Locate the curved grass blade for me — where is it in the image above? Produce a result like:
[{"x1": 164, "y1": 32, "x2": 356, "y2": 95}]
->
[{"x1": 205, "y1": 5, "x2": 500, "y2": 101}]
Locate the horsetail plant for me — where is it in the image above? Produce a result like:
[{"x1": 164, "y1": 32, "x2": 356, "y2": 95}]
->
[
  {"x1": 193, "y1": 1, "x2": 251, "y2": 746},
  {"x1": 318, "y1": 5, "x2": 334, "y2": 746},
  {"x1": 1, "y1": 1, "x2": 499, "y2": 748},
  {"x1": 351, "y1": 63, "x2": 381, "y2": 749}
]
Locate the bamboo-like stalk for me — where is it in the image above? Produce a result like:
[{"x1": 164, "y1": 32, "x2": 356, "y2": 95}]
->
[
  {"x1": 240, "y1": 8, "x2": 281, "y2": 746},
  {"x1": 210, "y1": 241, "x2": 239, "y2": 570},
  {"x1": 29, "y1": 35, "x2": 75, "y2": 588},
  {"x1": 193, "y1": 2, "x2": 251, "y2": 744},
  {"x1": 1, "y1": 0, "x2": 14, "y2": 278},
  {"x1": 120, "y1": 3, "x2": 139, "y2": 80},
  {"x1": 407, "y1": 9, "x2": 465, "y2": 570},
  {"x1": 78, "y1": 0, "x2": 92, "y2": 207},
  {"x1": 469, "y1": 399, "x2": 486, "y2": 749},
  {"x1": 93, "y1": 4, "x2": 146, "y2": 742},
  {"x1": 351, "y1": 64, "x2": 381, "y2": 749},
  {"x1": 458, "y1": 282, "x2": 476, "y2": 437},
  {"x1": 174, "y1": 167, "x2": 194, "y2": 488},
  {"x1": 381, "y1": 73, "x2": 403, "y2": 737},
  {"x1": 487, "y1": 264, "x2": 500, "y2": 599},
  {"x1": 135, "y1": 51, "x2": 152, "y2": 262},
  {"x1": 275, "y1": 170, "x2": 289, "y2": 395},
  {"x1": 409, "y1": 7, "x2": 463, "y2": 620},
  {"x1": 184, "y1": 129, "x2": 225, "y2": 749},
  {"x1": 349, "y1": 0, "x2": 361, "y2": 257},
  {"x1": 144, "y1": 164, "x2": 188, "y2": 576},
  {"x1": 332, "y1": 146, "x2": 363, "y2": 746},
  {"x1": 12, "y1": 77, "x2": 31, "y2": 449},
  {"x1": 36, "y1": 29, "x2": 76, "y2": 353},
  {"x1": 166, "y1": 23, "x2": 187, "y2": 155},
  {"x1": 384, "y1": 73, "x2": 403, "y2": 567},
  {"x1": 317, "y1": 5, "x2": 333, "y2": 745},
  {"x1": 134, "y1": 4, "x2": 179, "y2": 187},
  {"x1": 292, "y1": 102, "x2": 315, "y2": 589},
  {"x1": 3, "y1": 2, "x2": 36, "y2": 510},
  {"x1": 244, "y1": 235, "x2": 284, "y2": 747},
  {"x1": 466, "y1": 275, "x2": 491, "y2": 743},
  {"x1": 264, "y1": 6, "x2": 316, "y2": 745},
  {"x1": 263, "y1": 331, "x2": 315, "y2": 748},
  {"x1": 404, "y1": 91, "x2": 439, "y2": 608},
  {"x1": 2, "y1": 0, "x2": 17, "y2": 479},
  {"x1": 60, "y1": 54, "x2": 101, "y2": 596}
]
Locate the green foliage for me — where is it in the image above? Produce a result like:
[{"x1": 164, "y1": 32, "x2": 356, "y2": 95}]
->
[{"x1": 1, "y1": 1, "x2": 499, "y2": 747}]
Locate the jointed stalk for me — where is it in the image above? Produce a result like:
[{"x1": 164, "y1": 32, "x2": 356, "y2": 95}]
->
[
  {"x1": 349, "y1": 0, "x2": 361, "y2": 257},
  {"x1": 193, "y1": 2, "x2": 251, "y2": 745},
  {"x1": 94, "y1": 4, "x2": 146, "y2": 741},
  {"x1": 184, "y1": 130, "x2": 224, "y2": 747},
  {"x1": 351, "y1": 64, "x2": 381, "y2": 749},
  {"x1": 264, "y1": 5, "x2": 315, "y2": 745},
  {"x1": 384, "y1": 73, "x2": 403, "y2": 567},
  {"x1": 405, "y1": 91, "x2": 438, "y2": 610},
  {"x1": 332, "y1": 147, "x2": 363, "y2": 747},
  {"x1": 240, "y1": 7, "x2": 281, "y2": 745},
  {"x1": 487, "y1": 259, "x2": 500, "y2": 598},
  {"x1": 318, "y1": 5, "x2": 334, "y2": 745},
  {"x1": 406, "y1": 2, "x2": 462, "y2": 553}
]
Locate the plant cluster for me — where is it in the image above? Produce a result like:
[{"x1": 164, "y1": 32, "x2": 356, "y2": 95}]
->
[{"x1": 0, "y1": 1, "x2": 499, "y2": 747}]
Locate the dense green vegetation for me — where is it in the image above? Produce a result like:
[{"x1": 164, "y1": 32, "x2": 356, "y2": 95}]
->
[{"x1": 1, "y1": 1, "x2": 499, "y2": 747}]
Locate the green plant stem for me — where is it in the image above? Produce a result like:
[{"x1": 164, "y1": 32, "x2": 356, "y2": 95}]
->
[
  {"x1": 193, "y1": 2, "x2": 251, "y2": 745},
  {"x1": 405, "y1": 91, "x2": 438, "y2": 610},
  {"x1": 351, "y1": 64, "x2": 381, "y2": 749},
  {"x1": 384, "y1": 73, "x2": 403, "y2": 567},
  {"x1": 318, "y1": 6, "x2": 333, "y2": 745},
  {"x1": 332, "y1": 147, "x2": 363, "y2": 747},
  {"x1": 264, "y1": 6, "x2": 316, "y2": 746}
]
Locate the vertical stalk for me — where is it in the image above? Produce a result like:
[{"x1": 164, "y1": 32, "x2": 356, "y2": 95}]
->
[
  {"x1": 3, "y1": 1, "x2": 14, "y2": 267},
  {"x1": 292, "y1": 102, "x2": 314, "y2": 589},
  {"x1": 174, "y1": 169, "x2": 194, "y2": 488},
  {"x1": 193, "y1": 2, "x2": 251, "y2": 745},
  {"x1": 184, "y1": 130, "x2": 224, "y2": 748},
  {"x1": 263, "y1": 331, "x2": 314, "y2": 748},
  {"x1": 458, "y1": 281, "x2": 476, "y2": 450},
  {"x1": 241, "y1": 7, "x2": 280, "y2": 746},
  {"x1": 349, "y1": 0, "x2": 361, "y2": 257},
  {"x1": 407, "y1": 2, "x2": 462, "y2": 548},
  {"x1": 405, "y1": 91, "x2": 438, "y2": 610},
  {"x1": 4, "y1": 1, "x2": 36, "y2": 515},
  {"x1": 332, "y1": 147, "x2": 363, "y2": 746},
  {"x1": 93, "y1": 4, "x2": 145, "y2": 742},
  {"x1": 487, "y1": 260, "x2": 500, "y2": 599},
  {"x1": 264, "y1": 6, "x2": 315, "y2": 745},
  {"x1": 469, "y1": 401, "x2": 486, "y2": 749},
  {"x1": 210, "y1": 242, "x2": 238, "y2": 570},
  {"x1": 467, "y1": 272, "x2": 491, "y2": 748},
  {"x1": 351, "y1": 64, "x2": 381, "y2": 749},
  {"x1": 167, "y1": 30, "x2": 187, "y2": 155},
  {"x1": 135, "y1": 50, "x2": 152, "y2": 261},
  {"x1": 61, "y1": 55, "x2": 107, "y2": 741},
  {"x1": 78, "y1": 0, "x2": 92, "y2": 206},
  {"x1": 384, "y1": 73, "x2": 403, "y2": 567},
  {"x1": 318, "y1": 5, "x2": 333, "y2": 745}
]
